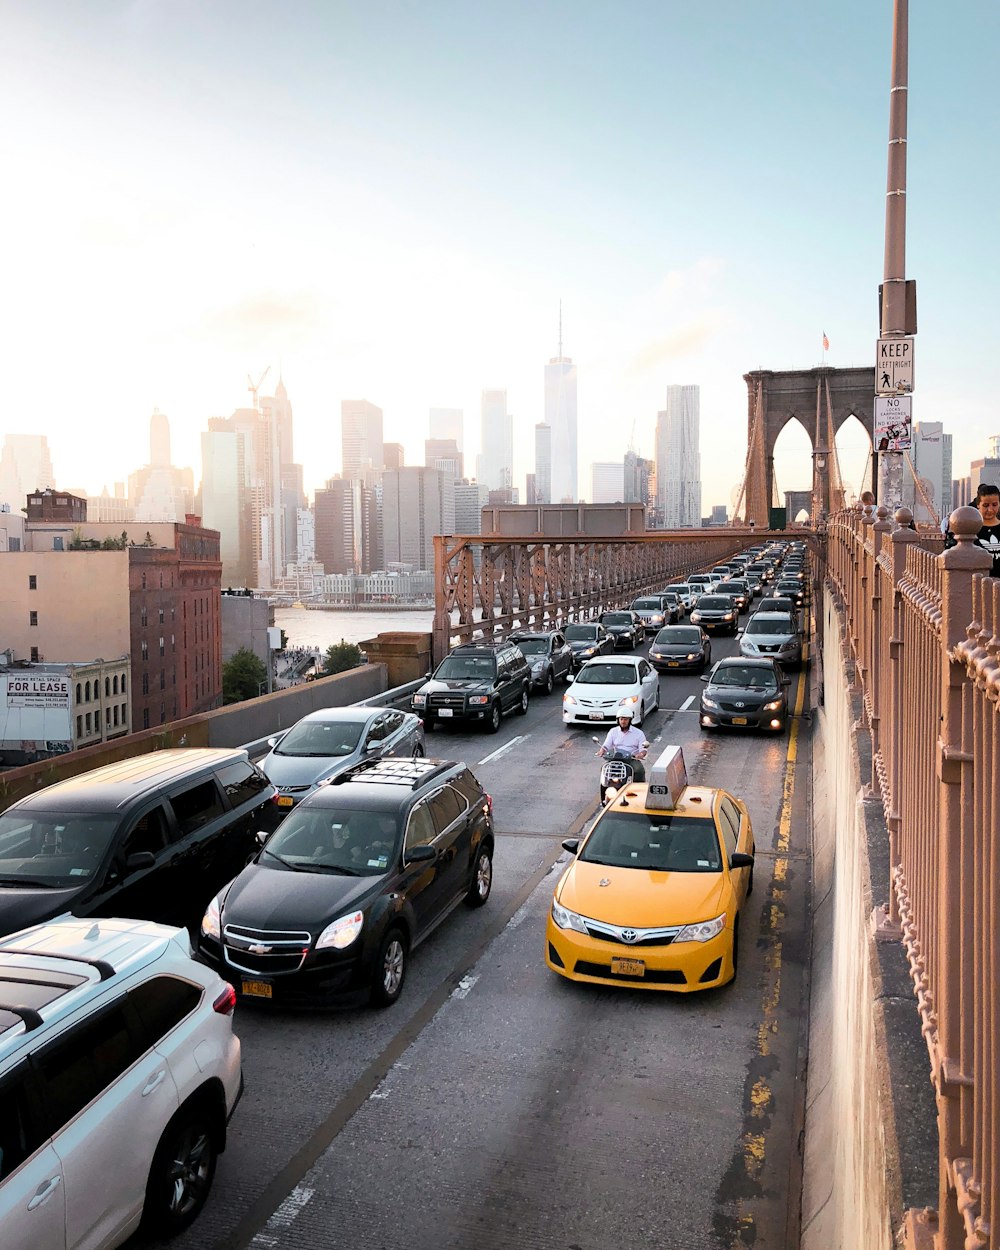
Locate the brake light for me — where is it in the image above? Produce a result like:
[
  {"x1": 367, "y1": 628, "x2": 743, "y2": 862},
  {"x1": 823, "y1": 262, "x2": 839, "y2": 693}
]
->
[
  {"x1": 484, "y1": 794, "x2": 493, "y2": 815},
  {"x1": 213, "y1": 983, "x2": 237, "y2": 1015}
]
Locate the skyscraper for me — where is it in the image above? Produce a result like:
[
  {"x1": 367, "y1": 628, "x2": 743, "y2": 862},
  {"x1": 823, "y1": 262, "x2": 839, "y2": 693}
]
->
[
  {"x1": 201, "y1": 420, "x2": 252, "y2": 586},
  {"x1": 314, "y1": 478, "x2": 366, "y2": 575},
  {"x1": 591, "y1": 462, "x2": 624, "y2": 503},
  {"x1": 130, "y1": 412, "x2": 194, "y2": 523},
  {"x1": 341, "y1": 400, "x2": 384, "y2": 479},
  {"x1": 623, "y1": 451, "x2": 653, "y2": 510},
  {"x1": 656, "y1": 385, "x2": 702, "y2": 528},
  {"x1": 534, "y1": 423, "x2": 551, "y2": 504},
  {"x1": 904, "y1": 422, "x2": 953, "y2": 525},
  {"x1": 0, "y1": 434, "x2": 55, "y2": 505},
  {"x1": 382, "y1": 467, "x2": 455, "y2": 570},
  {"x1": 545, "y1": 315, "x2": 578, "y2": 503},
  {"x1": 476, "y1": 390, "x2": 513, "y2": 491}
]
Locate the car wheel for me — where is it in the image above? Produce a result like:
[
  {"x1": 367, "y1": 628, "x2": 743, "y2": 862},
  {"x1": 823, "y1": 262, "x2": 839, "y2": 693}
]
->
[
  {"x1": 543, "y1": 668, "x2": 555, "y2": 695},
  {"x1": 466, "y1": 845, "x2": 493, "y2": 907},
  {"x1": 651, "y1": 685, "x2": 659, "y2": 712},
  {"x1": 633, "y1": 703, "x2": 643, "y2": 729},
  {"x1": 370, "y1": 927, "x2": 408, "y2": 1007},
  {"x1": 487, "y1": 701, "x2": 502, "y2": 733},
  {"x1": 516, "y1": 686, "x2": 529, "y2": 715},
  {"x1": 141, "y1": 1105, "x2": 219, "y2": 1237}
]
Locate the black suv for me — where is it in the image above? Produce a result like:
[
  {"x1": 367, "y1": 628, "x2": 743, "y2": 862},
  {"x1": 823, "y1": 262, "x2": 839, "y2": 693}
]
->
[
  {"x1": 412, "y1": 641, "x2": 531, "y2": 732},
  {"x1": 198, "y1": 757, "x2": 495, "y2": 1008}
]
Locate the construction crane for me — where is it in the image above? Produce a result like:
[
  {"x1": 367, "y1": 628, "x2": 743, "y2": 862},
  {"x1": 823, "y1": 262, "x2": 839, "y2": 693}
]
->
[{"x1": 247, "y1": 366, "x2": 270, "y2": 411}]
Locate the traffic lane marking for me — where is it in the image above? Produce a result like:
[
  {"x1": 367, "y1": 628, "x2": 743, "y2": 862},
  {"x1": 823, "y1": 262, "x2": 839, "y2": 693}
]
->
[{"x1": 478, "y1": 733, "x2": 529, "y2": 764}]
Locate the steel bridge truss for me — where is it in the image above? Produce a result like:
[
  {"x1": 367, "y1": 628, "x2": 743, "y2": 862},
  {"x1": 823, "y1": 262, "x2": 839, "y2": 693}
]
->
[{"x1": 431, "y1": 531, "x2": 762, "y2": 662}]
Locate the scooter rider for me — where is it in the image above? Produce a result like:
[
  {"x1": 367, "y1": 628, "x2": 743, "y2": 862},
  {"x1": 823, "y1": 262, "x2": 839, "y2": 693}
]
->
[{"x1": 597, "y1": 707, "x2": 649, "y2": 782}]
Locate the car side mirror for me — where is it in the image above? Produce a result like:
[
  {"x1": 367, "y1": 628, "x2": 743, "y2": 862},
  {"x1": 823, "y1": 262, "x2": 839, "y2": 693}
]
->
[
  {"x1": 730, "y1": 852, "x2": 754, "y2": 869},
  {"x1": 735, "y1": 630, "x2": 743, "y2": 637},
  {"x1": 405, "y1": 844, "x2": 437, "y2": 864},
  {"x1": 700, "y1": 674, "x2": 710, "y2": 682},
  {"x1": 365, "y1": 739, "x2": 380, "y2": 752},
  {"x1": 561, "y1": 838, "x2": 580, "y2": 854},
  {"x1": 566, "y1": 674, "x2": 574, "y2": 683},
  {"x1": 125, "y1": 851, "x2": 156, "y2": 874},
  {"x1": 255, "y1": 829, "x2": 270, "y2": 846},
  {"x1": 267, "y1": 736, "x2": 278, "y2": 748},
  {"x1": 782, "y1": 676, "x2": 791, "y2": 686}
]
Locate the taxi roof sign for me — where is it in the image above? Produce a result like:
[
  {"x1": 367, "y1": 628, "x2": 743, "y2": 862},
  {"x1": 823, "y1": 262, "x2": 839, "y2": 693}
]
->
[{"x1": 645, "y1": 745, "x2": 688, "y2": 811}]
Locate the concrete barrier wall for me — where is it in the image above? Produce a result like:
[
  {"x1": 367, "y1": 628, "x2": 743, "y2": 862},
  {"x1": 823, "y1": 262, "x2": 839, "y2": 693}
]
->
[{"x1": 801, "y1": 585, "x2": 935, "y2": 1249}]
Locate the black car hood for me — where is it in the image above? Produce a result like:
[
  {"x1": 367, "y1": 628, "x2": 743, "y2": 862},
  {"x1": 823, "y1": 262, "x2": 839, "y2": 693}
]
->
[
  {"x1": 705, "y1": 686, "x2": 777, "y2": 707},
  {"x1": 651, "y1": 644, "x2": 702, "y2": 656},
  {"x1": 603, "y1": 624, "x2": 632, "y2": 633},
  {"x1": 221, "y1": 861, "x2": 378, "y2": 932},
  {"x1": 567, "y1": 639, "x2": 599, "y2": 651},
  {"x1": 0, "y1": 884, "x2": 83, "y2": 938}
]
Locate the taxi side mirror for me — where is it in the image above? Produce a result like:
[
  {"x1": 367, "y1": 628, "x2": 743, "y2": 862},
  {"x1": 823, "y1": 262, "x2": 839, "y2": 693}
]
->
[
  {"x1": 730, "y1": 852, "x2": 754, "y2": 869},
  {"x1": 561, "y1": 838, "x2": 580, "y2": 855}
]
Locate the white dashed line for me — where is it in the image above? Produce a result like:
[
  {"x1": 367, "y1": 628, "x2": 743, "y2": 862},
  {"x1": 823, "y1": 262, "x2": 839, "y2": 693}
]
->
[
  {"x1": 679, "y1": 695, "x2": 695, "y2": 711},
  {"x1": 478, "y1": 734, "x2": 528, "y2": 765},
  {"x1": 249, "y1": 1186, "x2": 315, "y2": 1247},
  {"x1": 451, "y1": 973, "x2": 479, "y2": 999}
]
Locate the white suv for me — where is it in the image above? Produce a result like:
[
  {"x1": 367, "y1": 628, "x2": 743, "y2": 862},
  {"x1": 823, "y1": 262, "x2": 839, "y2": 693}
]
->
[{"x1": 0, "y1": 915, "x2": 242, "y2": 1249}]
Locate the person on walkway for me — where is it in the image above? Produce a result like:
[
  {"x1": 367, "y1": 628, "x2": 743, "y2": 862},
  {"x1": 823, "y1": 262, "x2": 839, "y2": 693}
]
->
[
  {"x1": 597, "y1": 708, "x2": 650, "y2": 782},
  {"x1": 943, "y1": 482, "x2": 1000, "y2": 576}
]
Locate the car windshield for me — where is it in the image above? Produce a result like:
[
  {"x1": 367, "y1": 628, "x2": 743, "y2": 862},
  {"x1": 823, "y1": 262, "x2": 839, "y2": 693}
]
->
[
  {"x1": 515, "y1": 639, "x2": 547, "y2": 656},
  {"x1": 276, "y1": 720, "x2": 365, "y2": 757},
  {"x1": 575, "y1": 663, "x2": 637, "y2": 686},
  {"x1": 434, "y1": 655, "x2": 497, "y2": 680},
  {"x1": 602, "y1": 614, "x2": 630, "y2": 625},
  {"x1": 632, "y1": 600, "x2": 659, "y2": 611},
  {"x1": 655, "y1": 628, "x2": 702, "y2": 645},
  {"x1": 711, "y1": 666, "x2": 778, "y2": 692},
  {"x1": 745, "y1": 617, "x2": 795, "y2": 636},
  {"x1": 581, "y1": 810, "x2": 722, "y2": 872},
  {"x1": 264, "y1": 807, "x2": 399, "y2": 875},
  {"x1": 698, "y1": 597, "x2": 731, "y2": 610},
  {"x1": 759, "y1": 599, "x2": 792, "y2": 612},
  {"x1": 672, "y1": 584, "x2": 691, "y2": 594},
  {"x1": 565, "y1": 625, "x2": 597, "y2": 641},
  {"x1": 0, "y1": 811, "x2": 119, "y2": 885}
]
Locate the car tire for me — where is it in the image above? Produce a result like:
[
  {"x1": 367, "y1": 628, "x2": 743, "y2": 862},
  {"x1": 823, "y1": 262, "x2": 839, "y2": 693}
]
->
[
  {"x1": 141, "y1": 1104, "x2": 219, "y2": 1237},
  {"x1": 370, "y1": 927, "x2": 408, "y2": 1007},
  {"x1": 516, "y1": 686, "x2": 529, "y2": 715},
  {"x1": 543, "y1": 668, "x2": 555, "y2": 695},
  {"x1": 487, "y1": 701, "x2": 502, "y2": 733},
  {"x1": 633, "y1": 704, "x2": 643, "y2": 729},
  {"x1": 465, "y1": 845, "x2": 493, "y2": 907},
  {"x1": 651, "y1": 685, "x2": 659, "y2": 712}
]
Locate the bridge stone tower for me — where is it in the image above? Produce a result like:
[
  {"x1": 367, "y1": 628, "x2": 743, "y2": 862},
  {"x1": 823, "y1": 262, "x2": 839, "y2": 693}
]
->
[{"x1": 738, "y1": 366, "x2": 875, "y2": 524}]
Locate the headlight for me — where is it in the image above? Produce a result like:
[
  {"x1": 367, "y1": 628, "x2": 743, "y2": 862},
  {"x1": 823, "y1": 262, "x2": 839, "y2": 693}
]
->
[
  {"x1": 564, "y1": 694, "x2": 578, "y2": 706},
  {"x1": 652, "y1": 614, "x2": 663, "y2": 624},
  {"x1": 723, "y1": 612, "x2": 734, "y2": 620},
  {"x1": 468, "y1": 695, "x2": 489, "y2": 705},
  {"x1": 701, "y1": 695, "x2": 719, "y2": 710},
  {"x1": 316, "y1": 909, "x2": 364, "y2": 951},
  {"x1": 581, "y1": 646, "x2": 596, "y2": 656},
  {"x1": 412, "y1": 693, "x2": 426, "y2": 707},
  {"x1": 742, "y1": 641, "x2": 758, "y2": 652},
  {"x1": 620, "y1": 694, "x2": 639, "y2": 705},
  {"x1": 763, "y1": 698, "x2": 784, "y2": 711},
  {"x1": 780, "y1": 641, "x2": 797, "y2": 651},
  {"x1": 686, "y1": 652, "x2": 698, "y2": 661},
  {"x1": 201, "y1": 894, "x2": 222, "y2": 941},
  {"x1": 690, "y1": 612, "x2": 702, "y2": 622},
  {"x1": 551, "y1": 899, "x2": 589, "y2": 934},
  {"x1": 532, "y1": 661, "x2": 545, "y2": 672},
  {"x1": 675, "y1": 913, "x2": 727, "y2": 943}
]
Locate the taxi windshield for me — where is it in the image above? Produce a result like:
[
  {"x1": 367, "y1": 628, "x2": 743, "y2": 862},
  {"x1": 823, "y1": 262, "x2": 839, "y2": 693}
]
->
[
  {"x1": 0, "y1": 811, "x2": 119, "y2": 886},
  {"x1": 264, "y1": 808, "x2": 399, "y2": 876},
  {"x1": 581, "y1": 810, "x2": 721, "y2": 872}
]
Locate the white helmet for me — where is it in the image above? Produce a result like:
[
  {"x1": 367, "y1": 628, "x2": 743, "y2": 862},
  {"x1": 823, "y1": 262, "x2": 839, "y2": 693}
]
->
[{"x1": 615, "y1": 704, "x2": 635, "y2": 722}]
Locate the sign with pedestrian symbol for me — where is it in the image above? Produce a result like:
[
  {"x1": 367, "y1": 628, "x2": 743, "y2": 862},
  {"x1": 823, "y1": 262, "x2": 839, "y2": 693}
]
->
[
  {"x1": 876, "y1": 337, "x2": 914, "y2": 394},
  {"x1": 874, "y1": 395, "x2": 912, "y2": 451}
]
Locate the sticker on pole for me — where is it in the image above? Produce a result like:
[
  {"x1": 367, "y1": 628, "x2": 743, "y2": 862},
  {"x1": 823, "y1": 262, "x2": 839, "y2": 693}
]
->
[
  {"x1": 876, "y1": 337, "x2": 914, "y2": 394},
  {"x1": 874, "y1": 395, "x2": 912, "y2": 451}
]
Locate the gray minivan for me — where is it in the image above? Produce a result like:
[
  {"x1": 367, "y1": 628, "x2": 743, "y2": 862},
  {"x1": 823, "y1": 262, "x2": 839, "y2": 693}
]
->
[{"x1": 0, "y1": 748, "x2": 274, "y2": 937}]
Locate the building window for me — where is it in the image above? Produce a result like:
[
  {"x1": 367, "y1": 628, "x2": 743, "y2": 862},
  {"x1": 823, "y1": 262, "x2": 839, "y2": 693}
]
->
[
  {"x1": 53, "y1": 537, "x2": 63, "y2": 551},
  {"x1": 30, "y1": 646, "x2": 38, "y2": 661},
  {"x1": 122, "y1": 674, "x2": 127, "y2": 693},
  {"x1": 106, "y1": 708, "x2": 111, "y2": 728},
  {"x1": 85, "y1": 713, "x2": 92, "y2": 734},
  {"x1": 28, "y1": 574, "x2": 36, "y2": 590},
  {"x1": 8, "y1": 537, "x2": 20, "y2": 551},
  {"x1": 112, "y1": 675, "x2": 118, "y2": 695},
  {"x1": 159, "y1": 671, "x2": 165, "y2": 690},
  {"x1": 142, "y1": 673, "x2": 149, "y2": 695},
  {"x1": 141, "y1": 572, "x2": 147, "y2": 589},
  {"x1": 143, "y1": 708, "x2": 150, "y2": 729},
  {"x1": 120, "y1": 701, "x2": 127, "y2": 723},
  {"x1": 140, "y1": 607, "x2": 147, "y2": 627},
  {"x1": 159, "y1": 637, "x2": 165, "y2": 657},
  {"x1": 160, "y1": 703, "x2": 166, "y2": 723},
  {"x1": 84, "y1": 681, "x2": 90, "y2": 701},
  {"x1": 76, "y1": 715, "x2": 82, "y2": 737},
  {"x1": 113, "y1": 705, "x2": 119, "y2": 726},
  {"x1": 29, "y1": 610, "x2": 38, "y2": 626},
  {"x1": 141, "y1": 641, "x2": 148, "y2": 661},
  {"x1": 76, "y1": 683, "x2": 82, "y2": 702},
  {"x1": 158, "y1": 608, "x2": 164, "y2": 624},
  {"x1": 105, "y1": 677, "x2": 110, "y2": 697}
]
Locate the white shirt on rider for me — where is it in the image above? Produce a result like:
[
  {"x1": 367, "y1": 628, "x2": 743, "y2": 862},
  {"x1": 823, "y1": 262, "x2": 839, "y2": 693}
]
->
[{"x1": 600, "y1": 724, "x2": 647, "y2": 757}]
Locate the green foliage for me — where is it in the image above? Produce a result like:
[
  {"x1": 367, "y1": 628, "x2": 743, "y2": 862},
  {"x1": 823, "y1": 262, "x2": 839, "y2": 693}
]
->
[
  {"x1": 222, "y1": 647, "x2": 268, "y2": 704},
  {"x1": 321, "y1": 640, "x2": 364, "y2": 676}
]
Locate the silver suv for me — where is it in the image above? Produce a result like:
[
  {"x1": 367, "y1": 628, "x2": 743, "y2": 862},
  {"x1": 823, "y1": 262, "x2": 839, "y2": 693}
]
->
[{"x1": 0, "y1": 915, "x2": 242, "y2": 1248}]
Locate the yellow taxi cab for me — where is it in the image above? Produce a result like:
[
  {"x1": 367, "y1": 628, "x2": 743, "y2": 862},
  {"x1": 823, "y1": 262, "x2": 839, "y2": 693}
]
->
[{"x1": 545, "y1": 746, "x2": 754, "y2": 992}]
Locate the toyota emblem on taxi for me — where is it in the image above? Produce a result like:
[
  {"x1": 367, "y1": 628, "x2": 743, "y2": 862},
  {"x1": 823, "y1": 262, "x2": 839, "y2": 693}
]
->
[{"x1": 620, "y1": 928, "x2": 638, "y2": 944}]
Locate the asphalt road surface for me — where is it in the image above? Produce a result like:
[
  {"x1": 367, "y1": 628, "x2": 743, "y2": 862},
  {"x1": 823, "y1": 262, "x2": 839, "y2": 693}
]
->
[{"x1": 136, "y1": 620, "x2": 813, "y2": 1250}]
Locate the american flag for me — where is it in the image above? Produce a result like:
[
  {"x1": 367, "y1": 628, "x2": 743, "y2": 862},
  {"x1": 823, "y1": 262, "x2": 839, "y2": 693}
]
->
[{"x1": 823, "y1": 331, "x2": 830, "y2": 351}]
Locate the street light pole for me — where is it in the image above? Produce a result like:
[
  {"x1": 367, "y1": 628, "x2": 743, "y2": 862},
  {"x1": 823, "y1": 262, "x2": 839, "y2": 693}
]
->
[{"x1": 877, "y1": 0, "x2": 909, "y2": 510}]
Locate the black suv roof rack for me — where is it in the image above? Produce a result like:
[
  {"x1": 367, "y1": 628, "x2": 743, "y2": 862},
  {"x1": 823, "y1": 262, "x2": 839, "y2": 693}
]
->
[
  {"x1": 0, "y1": 1003, "x2": 44, "y2": 1032},
  {"x1": 330, "y1": 757, "x2": 457, "y2": 791},
  {"x1": 0, "y1": 946, "x2": 116, "y2": 981}
]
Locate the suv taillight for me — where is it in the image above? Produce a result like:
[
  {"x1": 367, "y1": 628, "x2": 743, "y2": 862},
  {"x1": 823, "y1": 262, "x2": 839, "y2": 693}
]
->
[
  {"x1": 484, "y1": 793, "x2": 493, "y2": 815},
  {"x1": 213, "y1": 983, "x2": 237, "y2": 1015}
]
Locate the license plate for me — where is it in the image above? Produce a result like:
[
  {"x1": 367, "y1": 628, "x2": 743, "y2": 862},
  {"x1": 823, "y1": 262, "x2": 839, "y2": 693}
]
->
[
  {"x1": 611, "y1": 957, "x2": 645, "y2": 976},
  {"x1": 241, "y1": 979, "x2": 272, "y2": 999},
  {"x1": 732, "y1": 716, "x2": 748, "y2": 725},
  {"x1": 667, "y1": 661, "x2": 680, "y2": 668},
  {"x1": 438, "y1": 708, "x2": 453, "y2": 717},
  {"x1": 276, "y1": 795, "x2": 294, "y2": 807},
  {"x1": 588, "y1": 712, "x2": 604, "y2": 720}
]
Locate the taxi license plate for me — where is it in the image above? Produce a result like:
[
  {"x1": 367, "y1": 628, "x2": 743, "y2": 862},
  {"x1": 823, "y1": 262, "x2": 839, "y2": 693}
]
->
[
  {"x1": 276, "y1": 795, "x2": 294, "y2": 807},
  {"x1": 589, "y1": 712, "x2": 604, "y2": 720},
  {"x1": 611, "y1": 957, "x2": 645, "y2": 976},
  {"x1": 438, "y1": 708, "x2": 453, "y2": 717},
  {"x1": 241, "y1": 980, "x2": 272, "y2": 999},
  {"x1": 732, "y1": 716, "x2": 748, "y2": 725}
]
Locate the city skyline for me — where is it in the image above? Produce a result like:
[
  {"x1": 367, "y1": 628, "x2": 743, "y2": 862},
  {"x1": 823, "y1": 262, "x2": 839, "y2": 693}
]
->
[{"x1": 0, "y1": 3, "x2": 996, "y2": 510}]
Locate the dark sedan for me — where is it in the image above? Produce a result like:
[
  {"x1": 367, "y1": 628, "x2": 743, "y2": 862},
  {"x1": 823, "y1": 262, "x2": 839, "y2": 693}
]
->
[
  {"x1": 699, "y1": 657, "x2": 789, "y2": 733},
  {"x1": 648, "y1": 624, "x2": 712, "y2": 674},
  {"x1": 511, "y1": 630, "x2": 574, "y2": 693},
  {"x1": 775, "y1": 578, "x2": 806, "y2": 608},
  {"x1": 564, "y1": 622, "x2": 614, "y2": 670},
  {"x1": 598, "y1": 610, "x2": 643, "y2": 650},
  {"x1": 689, "y1": 594, "x2": 739, "y2": 635}
]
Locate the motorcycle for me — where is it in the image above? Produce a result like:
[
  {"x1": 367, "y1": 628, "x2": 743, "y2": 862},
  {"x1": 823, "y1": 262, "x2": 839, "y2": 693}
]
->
[{"x1": 593, "y1": 737, "x2": 650, "y2": 803}]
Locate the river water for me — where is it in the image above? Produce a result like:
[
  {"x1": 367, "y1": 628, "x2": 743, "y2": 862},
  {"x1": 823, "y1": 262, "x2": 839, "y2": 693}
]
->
[{"x1": 272, "y1": 606, "x2": 434, "y2": 650}]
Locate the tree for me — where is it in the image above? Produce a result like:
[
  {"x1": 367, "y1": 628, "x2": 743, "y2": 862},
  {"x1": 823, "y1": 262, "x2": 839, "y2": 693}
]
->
[
  {"x1": 321, "y1": 640, "x2": 364, "y2": 676},
  {"x1": 222, "y1": 647, "x2": 268, "y2": 704}
]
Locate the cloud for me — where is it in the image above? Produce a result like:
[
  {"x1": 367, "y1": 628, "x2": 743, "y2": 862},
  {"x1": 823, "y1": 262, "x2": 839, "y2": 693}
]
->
[
  {"x1": 197, "y1": 288, "x2": 330, "y2": 348},
  {"x1": 629, "y1": 313, "x2": 724, "y2": 373}
]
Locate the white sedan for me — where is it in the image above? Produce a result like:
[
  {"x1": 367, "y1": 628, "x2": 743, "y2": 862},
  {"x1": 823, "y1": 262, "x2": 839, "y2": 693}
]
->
[{"x1": 562, "y1": 655, "x2": 660, "y2": 727}]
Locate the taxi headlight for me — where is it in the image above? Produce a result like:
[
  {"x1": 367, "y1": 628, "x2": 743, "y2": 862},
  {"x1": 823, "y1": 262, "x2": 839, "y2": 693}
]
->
[
  {"x1": 201, "y1": 893, "x2": 223, "y2": 942},
  {"x1": 551, "y1": 899, "x2": 589, "y2": 934},
  {"x1": 316, "y1": 909, "x2": 364, "y2": 951},
  {"x1": 675, "y1": 913, "x2": 727, "y2": 943}
]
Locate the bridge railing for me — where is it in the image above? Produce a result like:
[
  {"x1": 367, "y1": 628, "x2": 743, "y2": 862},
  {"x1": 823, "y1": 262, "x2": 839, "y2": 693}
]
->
[
  {"x1": 826, "y1": 503, "x2": 997, "y2": 1250},
  {"x1": 430, "y1": 530, "x2": 763, "y2": 663}
]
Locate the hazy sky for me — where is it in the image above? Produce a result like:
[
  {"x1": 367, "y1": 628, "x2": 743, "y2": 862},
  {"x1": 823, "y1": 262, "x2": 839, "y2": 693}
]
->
[{"x1": 1, "y1": 1, "x2": 996, "y2": 512}]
